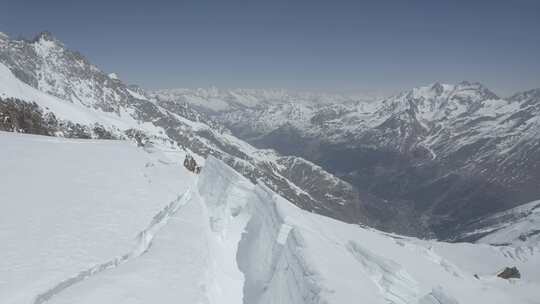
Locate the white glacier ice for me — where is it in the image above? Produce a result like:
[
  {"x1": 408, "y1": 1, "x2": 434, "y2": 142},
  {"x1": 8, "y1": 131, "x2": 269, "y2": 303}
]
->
[{"x1": 1, "y1": 132, "x2": 539, "y2": 304}]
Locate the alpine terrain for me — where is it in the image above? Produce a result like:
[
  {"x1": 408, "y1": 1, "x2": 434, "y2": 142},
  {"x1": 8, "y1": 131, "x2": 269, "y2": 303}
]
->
[
  {"x1": 1, "y1": 31, "x2": 539, "y2": 304},
  {"x1": 152, "y1": 82, "x2": 540, "y2": 239}
]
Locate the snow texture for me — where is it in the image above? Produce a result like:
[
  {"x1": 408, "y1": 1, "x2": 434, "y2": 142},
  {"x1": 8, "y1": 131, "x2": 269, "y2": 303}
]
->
[{"x1": 1, "y1": 133, "x2": 539, "y2": 304}]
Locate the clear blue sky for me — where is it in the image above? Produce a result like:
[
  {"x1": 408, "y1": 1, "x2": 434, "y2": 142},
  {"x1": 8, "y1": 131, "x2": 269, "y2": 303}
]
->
[{"x1": 1, "y1": 0, "x2": 539, "y2": 95}]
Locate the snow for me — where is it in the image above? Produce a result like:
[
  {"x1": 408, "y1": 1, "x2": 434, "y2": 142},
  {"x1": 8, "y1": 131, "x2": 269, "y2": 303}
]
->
[
  {"x1": 2, "y1": 132, "x2": 539, "y2": 304},
  {"x1": 149, "y1": 87, "x2": 365, "y2": 112},
  {"x1": 107, "y1": 73, "x2": 119, "y2": 80},
  {"x1": 125, "y1": 88, "x2": 146, "y2": 100},
  {"x1": 476, "y1": 200, "x2": 540, "y2": 248},
  {"x1": 238, "y1": 185, "x2": 540, "y2": 304},
  {"x1": 0, "y1": 132, "x2": 193, "y2": 304},
  {"x1": 0, "y1": 62, "x2": 165, "y2": 138}
]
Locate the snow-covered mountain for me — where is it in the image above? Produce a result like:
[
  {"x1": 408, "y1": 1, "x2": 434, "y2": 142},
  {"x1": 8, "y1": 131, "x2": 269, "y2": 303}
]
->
[
  {"x1": 457, "y1": 200, "x2": 540, "y2": 247},
  {"x1": 2, "y1": 132, "x2": 539, "y2": 304},
  {"x1": 153, "y1": 81, "x2": 540, "y2": 239},
  {"x1": 1, "y1": 30, "x2": 539, "y2": 242},
  {"x1": 0, "y1": 31, "x2": 404, "y2": 235},
  {"x1": 148, "y1": 87, "x2": 375, "y2": 113}
]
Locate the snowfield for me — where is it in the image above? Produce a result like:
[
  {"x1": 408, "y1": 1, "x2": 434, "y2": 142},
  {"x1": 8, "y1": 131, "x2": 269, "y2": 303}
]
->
[
  {"x1": 0, "y1": 132, "x2": 193, "y2": 304},
  {"x1": 1, "y1": 132, "x2": 539, "y2": 304}
]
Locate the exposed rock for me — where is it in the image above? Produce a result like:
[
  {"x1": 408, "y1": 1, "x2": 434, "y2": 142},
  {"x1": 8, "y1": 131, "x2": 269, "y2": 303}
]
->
[
  {"x1": 124, "y1": 129, "x2": 149, "y2": 147},
  {"x1": 183, "y1": 154, "x2": 202, "y2": 174},
  {"x1": 497, "y1": 266, "x2": 521, "y2": 279},
  {"x1": 0, "y1": 97, "x2": 54, "y2": 135}
]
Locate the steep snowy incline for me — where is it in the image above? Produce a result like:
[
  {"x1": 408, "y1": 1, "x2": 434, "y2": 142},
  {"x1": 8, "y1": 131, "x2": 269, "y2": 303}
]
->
[
  {"x1": 1, "y1": 32, "x2": 372, "y2": 234},
  {"x1": 456, "y1": 200, "x2": 540, "y2": 248},
  {"x1": 0, "y1": 132, "x2": 195, "y2": 304},
  {"x1": 237, "y1": 184, "x2": 540, "y2": 304},
  {"x1": 477, "y1": 200, "x2": 540, "y2": 247},
  {"x1": 0, "y1": 61, "x2": 164, "y2": 138},
  {"x1": 46, "y1": 156, "x2": 254, "y2": 304}
]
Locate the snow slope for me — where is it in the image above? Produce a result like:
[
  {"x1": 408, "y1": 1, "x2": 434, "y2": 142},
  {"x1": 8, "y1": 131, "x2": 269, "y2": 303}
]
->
[
  {"x1": 0, "y1": 132, "x2": 193, "y2": 304},
  {"x1": 457, "y1": 200, "x2": 540, "y2": 248},
  {"x1": 2, "y1": 132, "x2": 539, "y2": 304},
  {"x1": 477, "y1": 200, "x2": 540, "y2": 247},
  {"x1": 0, "y1": 62, "x2": 163, "y2": 137},
  {"x1": 46, "y1": 154, "x2": 253, "y2": 304},
  {"x1": 0, "y1": 33, "x2": 368, "y2": 231}
]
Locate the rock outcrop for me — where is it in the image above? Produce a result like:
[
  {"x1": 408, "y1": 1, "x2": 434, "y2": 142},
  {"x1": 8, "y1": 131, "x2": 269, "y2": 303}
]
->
[{"x1": 497, "y1": 267, "x2": 521, "y2": 279}]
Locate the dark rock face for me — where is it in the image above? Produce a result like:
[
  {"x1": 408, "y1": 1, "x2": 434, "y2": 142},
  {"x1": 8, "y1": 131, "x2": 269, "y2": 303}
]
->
[
  {"x1": 183, "y1": 154, "x2": 202, "y2": 174},
  {"x1": 0, "y1": 97, "x2": 54, "y2": 135},
  {"x1": 497, "y1": 267, "x2": 521, "y2": 279},
  {"x1": 0, "y1": 97, "x2": 118, "y2": 140}
]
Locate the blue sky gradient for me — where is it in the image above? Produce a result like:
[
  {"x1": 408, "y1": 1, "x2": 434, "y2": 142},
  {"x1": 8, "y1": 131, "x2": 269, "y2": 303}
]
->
[{"x1": 1, "y1": 0, "x2": 539, "y2": 95}]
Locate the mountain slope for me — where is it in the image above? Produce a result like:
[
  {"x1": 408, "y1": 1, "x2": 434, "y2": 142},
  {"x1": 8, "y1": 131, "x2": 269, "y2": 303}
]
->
[
  {"x1": 0, "y1": 31, "x2": 390, "y2": 235},
  {"x1": 2, "y1": 30, "x2": 539, "y2": 240},
  {"x1": 153, "y1": 82, "x2": 540, "y2": 239},
  {"x1": 457, "y1": 200, "x2": 540, "y2": 246},
  {"x1": 1, "y1": 132, "x2": 539, "y2": 304},
  {"x1": 0, "y1": 132, "x2": 194, "y2": 304}
]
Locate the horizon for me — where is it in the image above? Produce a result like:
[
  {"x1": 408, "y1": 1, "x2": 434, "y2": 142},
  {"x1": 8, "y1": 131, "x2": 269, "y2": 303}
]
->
[
  {"x1": 0, "y1": 29, "x2": 537, "y2": 100},
  {"x1": 1, "y1": 0, "x2": 539, "y2": 97}
]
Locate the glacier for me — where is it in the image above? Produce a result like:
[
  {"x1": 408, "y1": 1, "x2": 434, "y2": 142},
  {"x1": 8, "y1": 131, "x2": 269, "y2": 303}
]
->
[{"x1": 1, "y1": 132, "x2": 539, "y2": 304}]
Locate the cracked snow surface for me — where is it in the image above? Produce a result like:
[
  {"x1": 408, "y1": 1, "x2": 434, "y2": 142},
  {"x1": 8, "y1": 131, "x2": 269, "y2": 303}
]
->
[{"x1": 1, "y1": 133, "x2": 540, "y2": 304}]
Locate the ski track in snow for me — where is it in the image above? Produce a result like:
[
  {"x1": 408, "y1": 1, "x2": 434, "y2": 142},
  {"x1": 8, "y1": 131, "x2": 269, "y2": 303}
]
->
[
  {"x1": 33, "y1": 191, "x2": 191, "y2": 304},
  {"x1": 1, "y1": 135, "x2": 539, "y2": 304}
]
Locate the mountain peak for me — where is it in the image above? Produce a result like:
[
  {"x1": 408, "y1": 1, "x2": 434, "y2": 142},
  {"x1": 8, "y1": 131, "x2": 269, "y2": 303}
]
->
[
  {"x1": 407, "y1": 82, "x2": 452, "y2": 100},
  {"x1": 456, "y1": 80, "x2": 487, "y2": 90},
  {"x1": 454, "y1": 81, "x2": 499, "y2": 100},
  {"x1": 508, "y1": 88, "x2": 540, "y2": 104},
  {"x1": 30, "y1": 31, "x2": 63, "y2": 46},
  {"x1": 430, "y1": 82, "x2": 445, "y2": 94}
]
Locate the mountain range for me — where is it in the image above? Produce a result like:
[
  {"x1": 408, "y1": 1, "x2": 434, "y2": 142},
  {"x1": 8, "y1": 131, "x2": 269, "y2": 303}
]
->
[
  {"x1": 151, "y1": 81, "x2": 540, "y2": 239},
  {"x1": 1, "y1": 30, "x2": 540, "y2": 304},
  {"x1": 1, "y1": 31, "x2": 539, "y2": 240}
]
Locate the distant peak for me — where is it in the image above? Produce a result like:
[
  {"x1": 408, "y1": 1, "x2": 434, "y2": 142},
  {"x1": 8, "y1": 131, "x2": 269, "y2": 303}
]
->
[
  {"x1": 455, "y1": 81, "x2": 499, "y2": 100},
  {"x1": 508, "y1": 88, "x2": 540, "y2": 101},
  {"x1": 456, "y1": 81, "x2": 488, "y2": 89},
  {"x1": 0, "y1": 31, "x2": 8, "y2": 40},
  {"x1": 31, "y1": 31, "x2": 61, "y2": 44},
  {"x1": 108, "y1": 73, "x2": 119, "y2": 80},
  {"x1": 430, "y1": 82, "x2": 444, "y2": 94},
  {"x1": 35, "y1": 31, "x2": 54, "y2": 40}
]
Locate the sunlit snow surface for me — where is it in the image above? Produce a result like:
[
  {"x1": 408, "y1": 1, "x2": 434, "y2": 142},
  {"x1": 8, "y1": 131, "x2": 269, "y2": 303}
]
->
[
  {"x1": 1, "y1": 133, "x2": 539, "y2": 304},
  {"x1": 0, "y1": 132, "x2": 194, "y2": 304}
]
